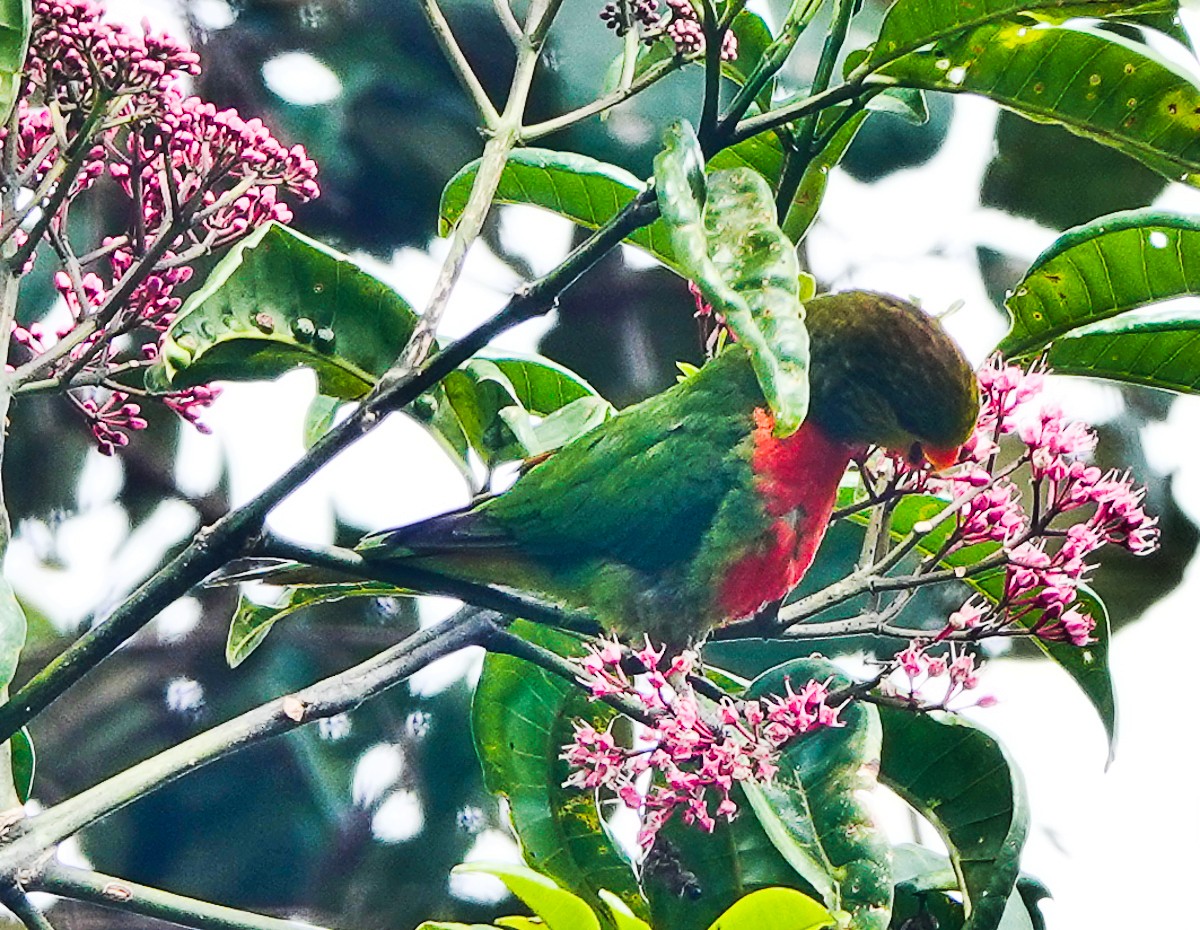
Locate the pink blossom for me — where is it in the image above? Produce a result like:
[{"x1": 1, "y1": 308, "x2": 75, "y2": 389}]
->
[{"x1": 566, "y1": 642, "x2": 841, "y2": 848}]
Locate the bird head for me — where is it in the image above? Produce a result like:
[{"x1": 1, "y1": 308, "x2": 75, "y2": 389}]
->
[{"x1": 804, "y1": 290, "x2": 979, "y2": 469}]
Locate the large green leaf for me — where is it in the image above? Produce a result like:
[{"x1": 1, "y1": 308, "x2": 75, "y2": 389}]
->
[
  {"x1": 225, "y1": 583, "x2": 407, "y2": 668},
  {"x1": 877, "y1": 711, "x2": 1029, "y2": 930},
  {"x1": 998, "y1": 210, "x2": 1200, "y2": 358},
  {"x1": 782, "y1": 110, "x2": 868, "y2": 243},
  {"x1": 706, "y1": 887, "x2": 834, "y2": 930},
  {"x1": 1042, "y1": 312, "x2": 1200, "y2": 392},
  {"x1": 654, "y1": 122, "x2": 810, "y2": 435},
  {"x1": 146, "y1": 223, "x2": 418, "y2": 399},
  {"x1": 871, "y1": 22, "x2": 1200, "y2": 189},
  {"x1": 724, "y1": 10, "x2": 778, "y2": 115},
  {"x1": 832, "y1": 492, "x2": 1117, "y2": 760},
  {"x1": 743, "y1": 659, "x2": 892, "y2": 930},
  {"x1": 644, "y1": 784, "x2": 820, "y2": 930},
  {"x1": 439, "y1": 150, "x2": 680, "y2": 272},
  {"x1": 866, "y1": 0, "x2": 1174, "y2": 72},
  {"x1": 0, "y1": 0, "x2": 29, "y2": 124},
  {"x1": 472, "y1": 621, "x2": 644, "y2": 924},
  {"x1": 454, "y1": 863, "x2": 600, "y2": 930}
]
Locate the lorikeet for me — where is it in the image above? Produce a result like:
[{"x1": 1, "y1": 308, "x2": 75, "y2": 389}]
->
[{"x1": 254, "y1": 290, "x2": 978, "y2": 644}]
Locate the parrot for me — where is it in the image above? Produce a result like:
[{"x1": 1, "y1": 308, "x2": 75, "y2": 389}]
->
[{"x1": 244, "y1": 290, "x2": 979, "y2": 645}]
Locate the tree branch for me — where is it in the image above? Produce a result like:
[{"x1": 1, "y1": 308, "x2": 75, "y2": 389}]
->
[
  {"x1": 0, "y1": 609, "x2": 502, "y2": 873},
  {"x1": 0, "y1": 881, "x2": 55, "y2": 930},
  {"x1": 417, "y1": 0, "x2": 501, "y2": 129},
  {"x1": 0, "y1": 185, "x2": 659, "y2": 745},
  {"x1": 31, "y1": 860, "x2": 337, "y2": 930}
]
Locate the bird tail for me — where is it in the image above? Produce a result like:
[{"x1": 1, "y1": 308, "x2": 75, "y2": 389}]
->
[{"x1": 205, "y1": 558, "x2": 358, "y2": 587}]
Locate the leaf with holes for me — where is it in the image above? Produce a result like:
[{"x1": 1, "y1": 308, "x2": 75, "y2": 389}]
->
[
  {"x1": 872, "y1": 22, "x2": 1200, "y2": 189},
  {"x1": 655, "y1": 121, "x2": 810, "y2": 435},
  {"x1": 878, "y1": 710, "x2": 1029, "y2": 930},
  {"x1": 145, "y1": 222, "x2": 418, "y2": 399},
  {"x1": 472, "y1": 621, "x2": 644, "y2": 924},
  {"x1": 440, "y1": 150, "x2": 679, "y2": 271},
  {"x1": 998, "y1": 210, "x2": 1200, "y2": 358}
]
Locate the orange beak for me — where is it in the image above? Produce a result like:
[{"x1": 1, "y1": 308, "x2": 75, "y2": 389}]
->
[{"x1": 922, "y1": 444, "x2": 961, "y2": 472}]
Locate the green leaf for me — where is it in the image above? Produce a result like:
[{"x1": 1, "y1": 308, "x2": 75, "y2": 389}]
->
[
  {"x1": 708, "y1": 129, "x2": 786, "y2": 181},
  {"x1": 644, "y1": 786, "x2": 818, "y2": 930},
  {"x1": 303, "y1": 394, "x2": 345, "y2": 449},
  {"x1": 0, "y1": 577, "x2": 26, "y2": 692},
  {"x1": 782, "y1": 110, "x2": 868, "y2": 243},
  {"x1": 442, "y1": 356, "x2": 611, "y2": 466},
  {"x1": 743, "y1": 658, "x2": 892, "y2": 930},
  {"x1": 10, "y1": 727, "x2": 33, "y2": 804},
  {"x1": 1042, "y1": 313, "x2": 1200, "y2": 393},
  {"x1": 146, "y1": 222, "x2": 417, "y2": 399},
  {"x1": 654, "y1": 121, "x2": 810, "y2": 436},
  {"x1": 226, "y1": 583, "x2": 404, "y2": 668},
  {"x1": 724, "y1": 10, "x2": 778, "y2": 113},
  {"x1": 597, "y1": 890, "x2": 652, "y2": 930},
  {"x1": 454, "y1": 862, "x2": 600, "y2": 930},
  {"x1": 472, "y1": 621, "x2": 645, "y2": 924},
  {"x1": 877, "y1": 710, "x2": 1029, "y2": 930},
  {"x1": 439, "y1": 150, "x2": 680, "y2": 272},
  {"x1": 836, "y1": 492, "x2": 1117, "y2": 760},
  {"x1": 866, "y1": 0, "x2": 1175, "y2": 71},
  {"x1": 414, "y1": 923, "x2": 501, "y2": 929},
  {"x1": 706, "y1": 887, "x2": 835, "y2": 930},
  {"x1": 998, "y1": 210, "x2": 1200, "y2": 358},
  {"x1": 0, "y1": 0, "x2": 29, "y2": 124},
  {"x1": 872, "y1": 22, "x2": 1200, "y2": 189}
]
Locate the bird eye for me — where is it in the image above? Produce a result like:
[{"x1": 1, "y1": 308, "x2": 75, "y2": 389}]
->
[{"x1": 907, "y1": 442, "x2": 923, "y2": 465}]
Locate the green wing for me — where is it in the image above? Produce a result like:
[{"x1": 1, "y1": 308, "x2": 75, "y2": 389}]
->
[{"x1": 366, "y1": 347, "x2": 763, "y2": 575}]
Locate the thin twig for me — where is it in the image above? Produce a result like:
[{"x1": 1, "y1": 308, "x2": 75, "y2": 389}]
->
[
  {"x1": 491, "y1": 0, "x2": 523, "y2": 46},
  {"x1": 0, "y1": 882, "x2": 55, "y2": 930},
  {"x1": 0, "y1": 609, "x2": 501, "y2": 873},
  {"x1": 0, "y1": 187, "x2": 660, "y2": 745},
  {"x1": 417, "y1": 0, "x2": 501, "y2": 129},
  {"x1": 32, "y1": 861, "x2": 337, "y2": 930}
]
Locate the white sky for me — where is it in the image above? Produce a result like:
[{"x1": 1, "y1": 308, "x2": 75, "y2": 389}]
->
[{"x1": 10, "y1": 1, "x2": 1200, "y2": 925}]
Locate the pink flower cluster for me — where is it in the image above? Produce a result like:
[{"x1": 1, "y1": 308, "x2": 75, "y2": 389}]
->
[
  {"x1": 5, "y1": 0, "x2": 318, "y2": 454},
  {"x1": 932, "y1": 358, "x2": 1159, "y2": 647},
  {"x1": 28, "y1": 0, "x2": 199, "y2": 100},
  {"x1": 663, "y1": 0, "x2": 738, "y2": 60},
  {"x1": 888, "y1": 639, "x2": 994, "y2": 710},
  {"x1": 79, "y1": 390, "x2": 147, "y2": 455},
  {"x1": 564, "y1": 640, "x2": 840, "y2": 847}
]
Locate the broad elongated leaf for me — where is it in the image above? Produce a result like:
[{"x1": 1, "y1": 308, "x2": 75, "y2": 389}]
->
[
  {"x1": 1043, "y1": 314, "x2": 1200, "y2": 392},
  {"x1": 706, "y1": 887, "x2": 835, "y2": 930},
  {"x1": 708, "y1": 129, "x2": 786, "y2": 180},
  {"x1": 10, "y1": 727, "x2": 32, "y2": 803},
  {"x1": 472, "y1": 621, "x2": 644, "y2": 923},
  {"x1": 439, "y1": 150, "x2": 679, "y2": 271},
  {"x1": 453, "y1": 863, "x2": 599, "y2": 930},
  {"x1": 866, "y1": 0, "x2": 1174, "y2": 72},
  {"x1": 782, "y1": 110, "x2": 868, "y2": 243},
  {"x1": 872, "y1": 22, "x2": 1200, "y2": 189},
  {"x1": 0, "y1": 0, "x2": 29, "y2": 123},
  {"x1": 225, "y1": 583, "x2": 406, "y2": 668},
  {"x1": 877, "y1": 711, "x2": 1029, "y2": 930},
  {"x1": 146, "y1": 222, "x2": 418, "y2": 399},
  {"x1": 654, "y1": 122, "x2": 810, "y2": 435},
  {"x1": 0, "y1": 578, "x2": 25, "y2": 693},
  {"x1": 999, "y1": 210, "x2": 1200, "y2": 358},
  {"x1": 743, "y1": 659, "x2": 891, "y2": 930},
  {"x1": 645, "y1": 784, "x2": 819, "y2": 930}
]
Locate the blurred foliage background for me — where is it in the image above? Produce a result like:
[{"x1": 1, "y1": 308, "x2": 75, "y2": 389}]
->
[{"x1": 8, "y1": 0, "x2": 1196, "y2": 927}]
